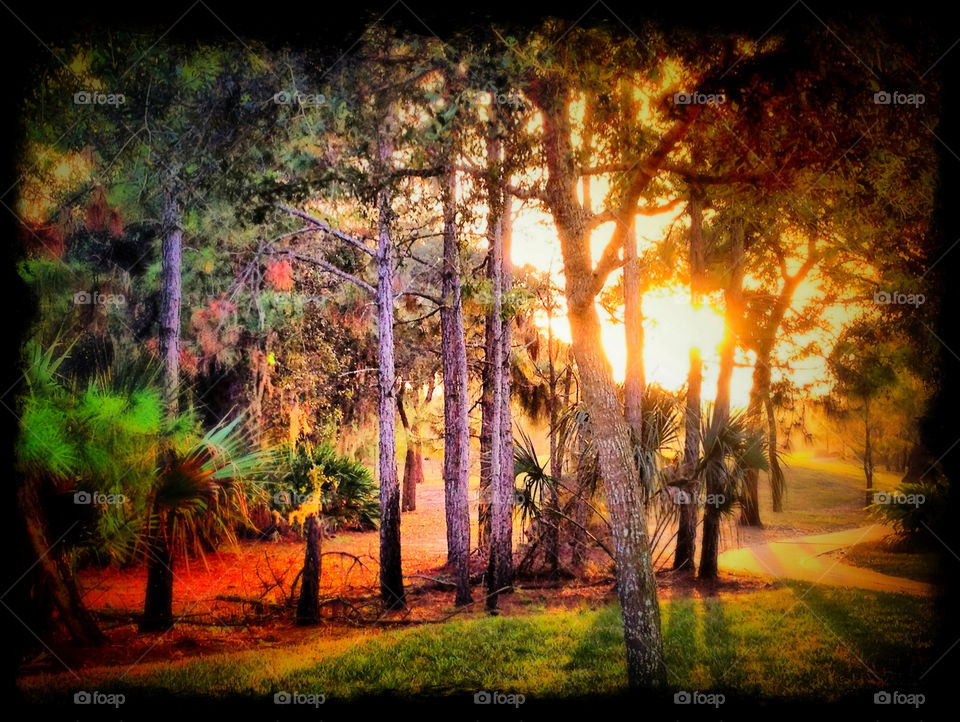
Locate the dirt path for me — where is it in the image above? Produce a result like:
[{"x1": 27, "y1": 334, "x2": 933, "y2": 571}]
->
[{"x1": 718, "y1": 524, "x2": 935, "y2": 595}]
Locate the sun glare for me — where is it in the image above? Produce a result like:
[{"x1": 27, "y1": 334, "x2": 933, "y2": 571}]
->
[{"x1": 512, "y1": 202, "x2": 756, "y2": 408}]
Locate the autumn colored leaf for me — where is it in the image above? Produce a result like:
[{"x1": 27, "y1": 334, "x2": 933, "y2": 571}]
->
[
  {"x1": 265, "y1": 259, "x2": 295, "y2": 292},
  {"x1": 85, "y1": 186, "x2": 109, "y2": 233}
]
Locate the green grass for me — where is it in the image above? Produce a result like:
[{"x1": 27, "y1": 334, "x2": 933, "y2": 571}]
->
[
  {"x1": 839, "y1": 540, "x2": 943, "y2": 584},
  {"x1": 751, "y1": 452, "x2": 903, "y2": 535},
  {"x1": 20, "y1": 584, "x2": 936, "y2": 703}
]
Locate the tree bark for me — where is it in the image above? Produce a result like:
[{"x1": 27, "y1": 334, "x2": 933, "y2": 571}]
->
[
  {"x1": 296, "y1": 515, "x2": 322, "y2": 624},
  {"x1": 497, "y1": 193, "x2": 515, "y2": 590},
  {"x1": 546, "y1": 304, "x2": 561, "y2": 580},
  {"x1": 486, "y1": 133, "x2": 512, "y2": 608},
  {"x1": 674, "y1": 348, "x2": 702, "y2": 571},
  {"x1": 624, "y1": 219, "x2": 645, "y2": 439},
  {"x1": 535, "y1": 82, "x2": 666, "y2": 688},
  {"x1": 766, "y1": 394, "x2": 784, "y2": 511},
  {"x1": 478, "y1": 300, "x2": 495, "y2": 550},
  {"x1": 674, "y1": 188, "x2": 705, "y2": 571},
  {"x1": 439, "y1": 163, "x2": 472, "y2": 606},
  {"x1": 158, "y1": 183, "x2": 182, "y2": 419},
  {"x1": 740, "y1": 238, "x2": 815, "y2": 524},
  {"x1": 17, "y1": 481, "x2": 106, "y2": 644},
  {"x1": 375, "y1": 121, "x2": 404, "y2": 610},
  {"x1": 397, "y1": 385, "x2": 420, "y2": 513}
]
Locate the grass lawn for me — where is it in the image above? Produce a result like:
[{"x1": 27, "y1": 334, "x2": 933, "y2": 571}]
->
[
  {"x1": 838, "y1": 540, "x2": 944, "y2": 584},
  {"x1": 20, "y1": 582, "x2": 936, "y2": 705},
  {"x1": 750, "y1": 452, "x2": 903, "y2": 535}
]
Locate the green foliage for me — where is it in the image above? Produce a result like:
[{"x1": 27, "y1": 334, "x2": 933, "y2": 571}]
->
[
  {"x1": 698, "y1": 409, "x2": 770, "y2": 515},
  {"x1": 152, "y1": 412, "x2": 277, "y2": 561},
  {"x1": 15, "y1": 336, "x2": 278, "y2": 565},
  {"x1": 869, "y1": 474, "x2": 949, "y2": 546},
  {"x1": 15, "y1": 338, "x2": 164, "y2": 563},
  {"x1": 273, "y1": 443, "x2": 380, "y2": 531},
  {"x1": 512, "y1": 426, "x2": 553, "y2": 531}
]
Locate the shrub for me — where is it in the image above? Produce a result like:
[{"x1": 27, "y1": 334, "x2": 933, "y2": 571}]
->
[
  {"x1": 869, "y1": 474, "x2": 948, "y2": 548},
  {"x1": 273, "y1": 443, "x2": 379, "y2": 531}
]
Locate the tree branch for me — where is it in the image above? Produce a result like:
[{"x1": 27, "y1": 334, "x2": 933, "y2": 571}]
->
[
  {"x1": 395, "y1": 290, "x2": 442, "y2": 306},
  {"x1": 267, "y1": 248, "x2": 376, "y2": 295},
  {"x1": 454, "y1": 164, "x2": 544, "y2": 200},
  {"x1": 278, "y1": 204, "x2": 375, "y2": 257},
  {"x1": 585, "y1": 197, "x2": 684, "y2": 230}
]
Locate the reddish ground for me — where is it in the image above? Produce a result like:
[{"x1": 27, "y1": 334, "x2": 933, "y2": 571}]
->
[{"x1": 24, "y1": 465, "x2": 779, "y2": 675}]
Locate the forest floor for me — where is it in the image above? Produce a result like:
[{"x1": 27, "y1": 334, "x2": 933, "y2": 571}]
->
[{"x1": 19, "y1": 452, "x2": 922, "y2": 679}]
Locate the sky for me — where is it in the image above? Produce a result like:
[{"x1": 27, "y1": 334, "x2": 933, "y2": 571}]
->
[{"x1": 509, "y1": 201, "x2": 814, "y2": 409}]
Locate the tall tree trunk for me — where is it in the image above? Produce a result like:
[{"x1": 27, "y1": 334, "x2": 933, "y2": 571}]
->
[
  {"x1": 486, "y1": 134, "x2": 512, "y2": 608},
  {"x1": 375, "y1": 122, "x2": 404, "y2": 610},
  {"x1": 497, "y1": 193, "x2": 515, "y2": 589},
  {"x1": 141, "y1": 182, "x2": 184, "y2": 631},
  {"x1": 546, "y1": 289, "x2": 560, "y2": 579},
  {"x1": 397, "y1": 384, "x2": 420, "y2": 513},
  {"x1": 863, "y1": 398, "x2": 874, "y2": 489},
  {"x1": 158, "y1": 184, "x2": 182, "y2": 419},
  {"x1": 739, "y1": 366, "x2": 767, "y2": 527},
  {"x1": 699, "y1": 220, "x2": 744, "y2": 581},
  {"x1": 739, "y1": 239, "x2": 814, "y2": 524},
  {"x1": 766, "y1": 395, "x2": 784, "y2": 511},
  {"x1": 674, "y1": 188, "x2": 705, "y2": 571},
  {"x1": 545, "y1": 173, "x2": 665, "y2": 685},
  {"x1": 674, "y1": 348, "x2": 702, "y2": 571},
  {"x1": 478, "y1": 301, "x2": 495, "y2": 550},
  {"x1": 296, "y1": 515, "x2": 322, "y2": 625},
  {"x1": 17, "y1": 481, "x2": 105, "y2": 644},
  {"x1": 529, "y1": 73, "x2": 700, "y2": 690},
  {"x1": 566, "y1": 290, "x2": 664, "y2": 686},
  {"x1": 440, "y1": 163, "x2": 472, "y2": 606},
  {"x1": 624, "y1": 219, "x2": 645, "y2": 438}
]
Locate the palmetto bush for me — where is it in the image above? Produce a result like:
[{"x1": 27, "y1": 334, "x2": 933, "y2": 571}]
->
[
  {"x1": 16, "y1": 338, "x2": 169, "y2": 566},
  {"x1": 696, "y1": 409, "x2": 771, "y2": 515},
  {"x1": 15, "y1": 337, "x2": 280, "y2": 633},
  {"x1": 273, "y1": 442, "x2": 380, "y2": 531}
]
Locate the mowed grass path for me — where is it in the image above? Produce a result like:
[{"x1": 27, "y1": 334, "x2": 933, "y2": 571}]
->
[{"x1": 21, "y1": 584, "x2": 936, "y2": 703}]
